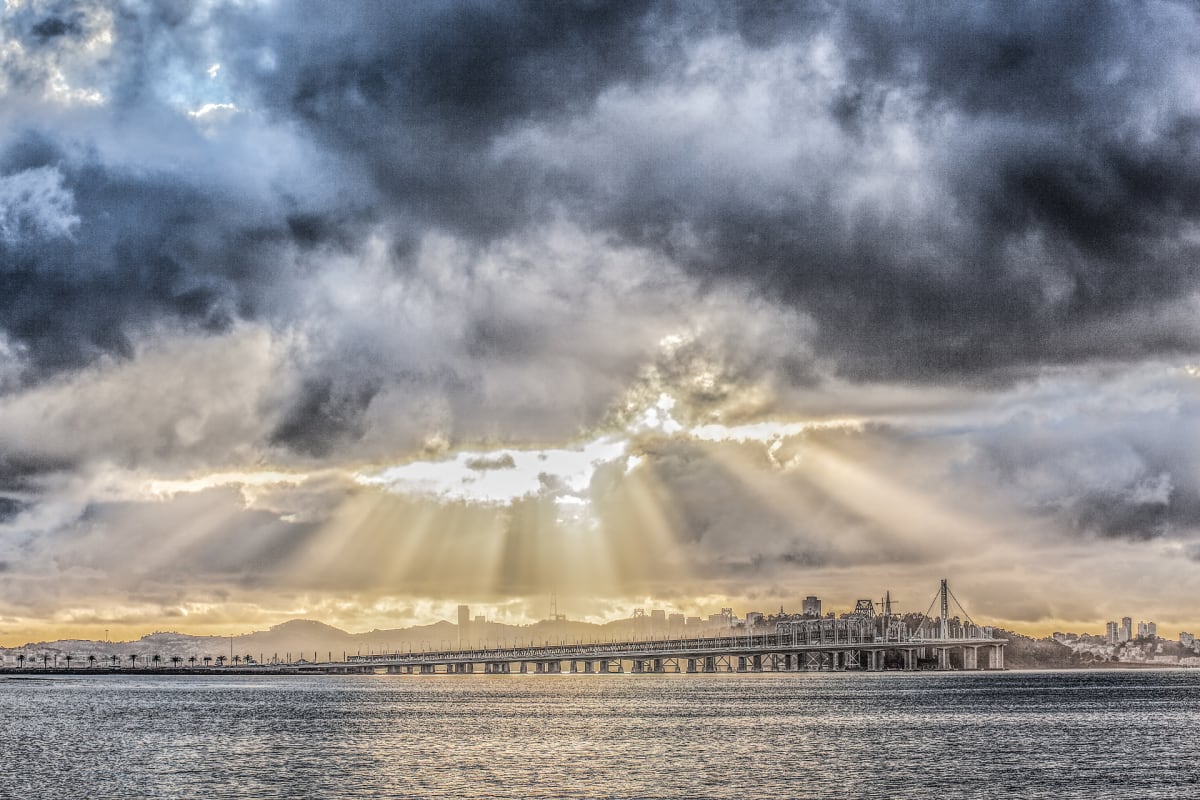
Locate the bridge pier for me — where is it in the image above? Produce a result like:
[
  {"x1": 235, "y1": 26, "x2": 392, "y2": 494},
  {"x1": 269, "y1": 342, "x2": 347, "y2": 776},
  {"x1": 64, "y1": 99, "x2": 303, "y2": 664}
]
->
[
  {"x1": 962, "y1": 646, "x2": 978, "y2": 670},
  {"x1": 936, "y1": 647, "x2": 950, "y2": 671},
  {"x1": 989, "y1": 644, "x2": 1005, "y2": 670}
]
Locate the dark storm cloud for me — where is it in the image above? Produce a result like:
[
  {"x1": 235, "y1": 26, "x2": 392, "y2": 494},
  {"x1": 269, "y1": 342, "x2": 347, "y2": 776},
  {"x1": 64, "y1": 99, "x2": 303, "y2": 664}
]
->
[
  {"x1": 269, "y1": 376, "x2": 382, "y2": 458},
  {"x1": 200, "y1": 0, "x2": 1200, "y2": 382},
  {"x1": 0, "y1": 453, "x2": 72, "y2": 494},
  {"x1": 0, "y1": 497, "x2": 27, "y2": 524},
  {"x1": 29, "y1": 14, "x2": 83, "y2": 41},
  {"x1": 1, "y1": 137, "x2": 227, "y2": 370},
  {"x1": 5, "y1": 0, "x2": 1200, "y2": 439},
  {"x1": 218, "y1": 0, "x2": 680, "y2": 238},
  {"x1": 605, "y1": 2, "x2": 1200, "y2": 381}
]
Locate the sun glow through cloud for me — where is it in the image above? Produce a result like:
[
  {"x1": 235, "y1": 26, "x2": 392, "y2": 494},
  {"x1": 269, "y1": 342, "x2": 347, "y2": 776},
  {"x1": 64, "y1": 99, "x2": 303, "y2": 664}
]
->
[{"x1": 353, "y1": 394, "x2": 866, "y2": 508}]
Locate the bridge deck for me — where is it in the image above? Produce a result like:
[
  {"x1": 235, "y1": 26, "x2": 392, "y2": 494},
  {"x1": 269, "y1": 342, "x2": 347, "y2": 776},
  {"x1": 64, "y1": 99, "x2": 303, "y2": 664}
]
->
[{"x1": 346, "y1": 635, "x2": 1005, "y2": 667}]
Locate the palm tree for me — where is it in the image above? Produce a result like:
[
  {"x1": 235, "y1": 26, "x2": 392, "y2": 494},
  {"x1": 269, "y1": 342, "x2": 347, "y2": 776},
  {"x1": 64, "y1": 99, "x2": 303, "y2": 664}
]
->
[
  {"x1": 215, "y1": 655, "x2": 226, "y2": 667},
  {"x1": 231, "y1": 655, "x2": 240, "y2": 666},
  {"x1": 63, "y1": 654, "x2": 73, "y2": 669},
  {"x1": 87, "y1": 655, "x2": 97, "y2": 670},
  {"x1": 16, "y1": 654, "x2": 24, "y2": 669},
  {"x1": 151, "y1": 654, "x2": 161, "y2": 670},
  {"x1": 109, "y1": 654, "x2": 119, "y2": 669},
  {"x1": 42, "y1": 654, "x2": 49, "y2": 669},
  {"x1": 171, "y1": 656, "x2": 182, "y2": 669},
  {"x1": 188, "y1": 655, "x2": 197, "y2": 668},
  {"x1": 128, "y1": 654, "x2": 138, "y2": 670},
  {"x1": 202, "y1": 655, "x2": 212, "y2": 667}
]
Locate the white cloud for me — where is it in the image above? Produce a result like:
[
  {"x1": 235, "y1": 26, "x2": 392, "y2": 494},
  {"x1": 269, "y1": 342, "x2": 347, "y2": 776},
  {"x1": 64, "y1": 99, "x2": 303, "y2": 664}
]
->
[
  {"x1": 187, "y1": 101, "x2": 238, "y2": 118},
  {"x1": 356, "y1": 437, "x2": 629, "y2": 505}
]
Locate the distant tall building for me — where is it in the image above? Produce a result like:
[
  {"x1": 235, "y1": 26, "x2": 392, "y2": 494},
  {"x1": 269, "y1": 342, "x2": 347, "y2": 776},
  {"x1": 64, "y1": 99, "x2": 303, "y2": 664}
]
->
[
  {"x1": 1137, "y1": 620, "x2": 1149, "y2": 639},
  {"x1": 803, "y1": 596, "x2": 822, "y2": 618},
  {"x1": 1106, "y1": 621, "x2": 1119, "y2": 645},
  {"x1": 1145, "y1": 621, "x2": 1157, "y2": 639},
  {"x1": 457, "y1": 604, "x2": 470, "y2": 646},
  {"x1": 1120, "y1": 617, "x2": 1132, "y2": 643}
]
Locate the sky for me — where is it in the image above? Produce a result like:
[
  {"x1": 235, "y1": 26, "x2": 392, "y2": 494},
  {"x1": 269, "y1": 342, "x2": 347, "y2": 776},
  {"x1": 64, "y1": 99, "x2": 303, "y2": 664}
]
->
[{"x1": 2, "y1": 0, "x2": 1200, "y2": 646}]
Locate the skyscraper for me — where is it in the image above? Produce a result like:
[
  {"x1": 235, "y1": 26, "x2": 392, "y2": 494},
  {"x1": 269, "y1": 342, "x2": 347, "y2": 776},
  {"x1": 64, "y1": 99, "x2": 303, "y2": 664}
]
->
[
  {"x1": 1106, "y1": 621, "x2": 1119, "y2": 645},
  {"x1": 458, "y1": 604, "x2": 470, "y2": 646},
  {"x1": 802, "y1": 596, "x2": 822, "y2": 618},
  {"x1": 1120, "y1": 617, "x2": 1132, "y2": 643}
]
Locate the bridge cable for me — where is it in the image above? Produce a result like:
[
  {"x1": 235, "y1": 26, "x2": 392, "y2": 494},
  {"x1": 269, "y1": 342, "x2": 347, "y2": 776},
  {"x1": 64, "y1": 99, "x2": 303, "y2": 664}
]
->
[
  {"x1": 946, "y1": 584, "x2": 981, "y2": 634},
  {"x1": 915, "y1": 586, "x2": 941, "y2": 639}
]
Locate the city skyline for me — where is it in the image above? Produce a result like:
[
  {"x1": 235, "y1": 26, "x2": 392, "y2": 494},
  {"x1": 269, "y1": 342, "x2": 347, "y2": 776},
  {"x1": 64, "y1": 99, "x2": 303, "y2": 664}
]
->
[
  {"x1": 5, "y1": 3, "x2": 1200, "y2": 647},
  {"x1": 0, "y1": 586, "x2": 1195, "y2": 650}
]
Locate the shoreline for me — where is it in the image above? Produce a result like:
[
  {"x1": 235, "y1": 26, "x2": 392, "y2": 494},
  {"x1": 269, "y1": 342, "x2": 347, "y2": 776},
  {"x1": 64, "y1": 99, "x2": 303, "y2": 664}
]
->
[{"x1": 2, "y1": 664, "x2": 1194, "y2": 677}]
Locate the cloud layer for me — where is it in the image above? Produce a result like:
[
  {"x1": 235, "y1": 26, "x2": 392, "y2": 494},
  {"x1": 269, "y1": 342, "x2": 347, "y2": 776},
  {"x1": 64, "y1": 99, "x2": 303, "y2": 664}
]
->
[{"x1": 2, "y1": 1, "x2": 1200, "y2": 641}]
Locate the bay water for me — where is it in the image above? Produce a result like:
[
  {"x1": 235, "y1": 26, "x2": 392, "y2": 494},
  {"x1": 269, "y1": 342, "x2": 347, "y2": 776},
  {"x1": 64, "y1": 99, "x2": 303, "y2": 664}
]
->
[{"x1": 2, "y1": 669, "x2": 1197, "y2": 798}]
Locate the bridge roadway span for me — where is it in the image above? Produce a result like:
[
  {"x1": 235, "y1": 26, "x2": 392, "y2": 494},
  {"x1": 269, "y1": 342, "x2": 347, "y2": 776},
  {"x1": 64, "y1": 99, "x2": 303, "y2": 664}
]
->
[{"x1": 327, "y1": 634, "x2": 1006, "y2": 674}]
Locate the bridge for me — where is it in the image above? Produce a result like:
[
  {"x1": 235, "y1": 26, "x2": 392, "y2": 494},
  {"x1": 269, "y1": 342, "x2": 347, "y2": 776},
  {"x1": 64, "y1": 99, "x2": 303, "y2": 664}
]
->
[{"x1": 328, "y1": 579, "x2": 1007, "y2": 675}]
